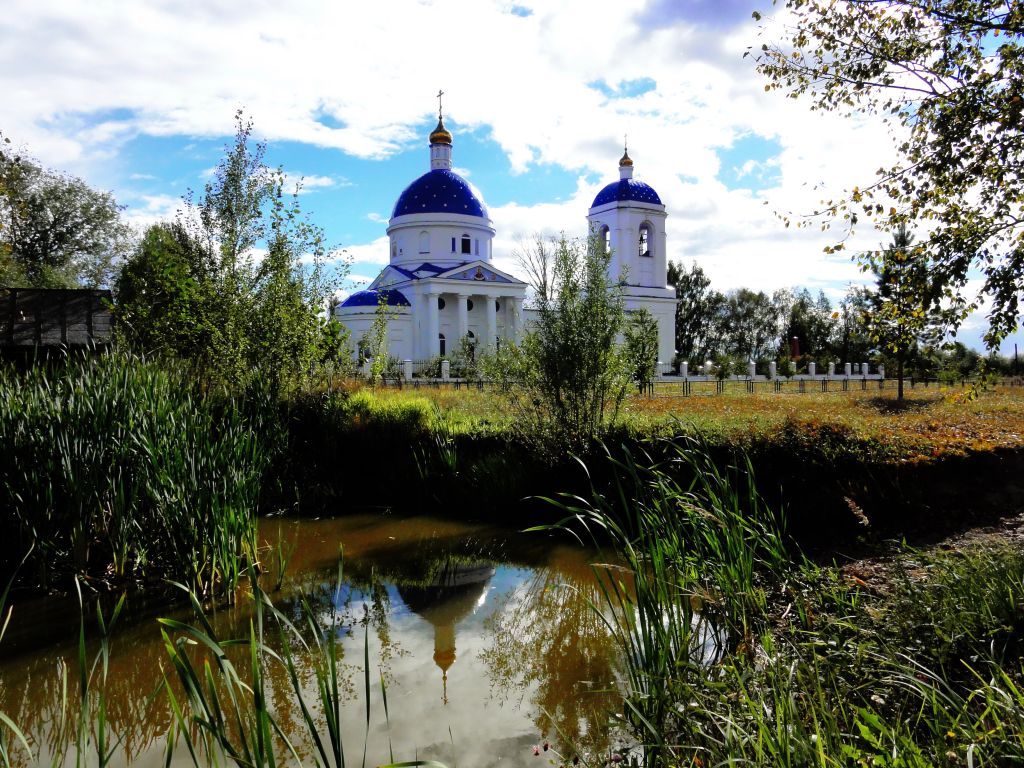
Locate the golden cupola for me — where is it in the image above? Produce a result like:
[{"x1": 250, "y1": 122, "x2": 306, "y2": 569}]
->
[{"x1": 429, "y1": 116, "x2": 452, "y2": 146}]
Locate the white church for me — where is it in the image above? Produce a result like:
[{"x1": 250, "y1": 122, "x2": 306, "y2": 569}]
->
[{"x1": 335, "y1": 107, "x2": 676, "y2": 366}]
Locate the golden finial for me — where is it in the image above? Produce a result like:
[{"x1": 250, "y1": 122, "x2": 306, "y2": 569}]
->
[
  {"x1": 619, "y1": 134, "x2": 633, "y2": 167},
  {"x1": 430, "y1": 89, "x2": 453, "y2": 145}
]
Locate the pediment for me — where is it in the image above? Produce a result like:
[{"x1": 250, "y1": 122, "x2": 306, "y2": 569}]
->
[{"x1": 434, "y1": 261, "x2": 523, "y2": 285}]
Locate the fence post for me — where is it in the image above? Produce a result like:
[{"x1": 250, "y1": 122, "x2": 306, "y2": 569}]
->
[
  {"x1": 441, "y1": 359, "x2": 450, "y2": 382},
  {"x1": 808, "y1": 361, "x2": 816, "y2": 377},
  {"x1": 769, "y1": 361, "x2": 777, "y2": 380},
  {"x1": 403, "y1": 359, "x2": 413, "y2": 382},
  {"x1": 844, "y1": 362, "x2": 852, "y2": 377},
  {"x1": 681, "y1": 361, "x2": 688, "y2": 379}
]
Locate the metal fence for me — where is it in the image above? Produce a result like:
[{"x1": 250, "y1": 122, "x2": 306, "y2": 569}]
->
[
  {"x1": 642, "y1": 375, "x2": 1023, "y2": 397},
  {"x1": 365, "y1": 368, "x2": 1023, "y2": 395}
]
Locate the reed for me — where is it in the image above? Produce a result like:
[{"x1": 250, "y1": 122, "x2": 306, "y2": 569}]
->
[
  {"x1": 159, "y1": 565, "x2": 446, "y2": 768},
  {"x1": 535, "y1": 434, "x2": 788, "y2": 766},
  {"x1": 0, "y1": 352, "x2": 269, "y2": 596},
  {"x1": 541, "y1": 438, "x2": 1024, "y2": 767}
]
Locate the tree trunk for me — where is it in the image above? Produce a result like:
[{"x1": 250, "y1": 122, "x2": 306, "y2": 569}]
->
[{"x1": 897, "y1": 353, "x2": 905, "y2": 402}]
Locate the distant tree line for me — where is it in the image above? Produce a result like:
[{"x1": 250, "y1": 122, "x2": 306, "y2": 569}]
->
[
  {"x1": 668, "y1": 259, "x2": 1020, "y2": 381},
  {"x1": 1, "y1": 116, "x2": 351, "y2": 392}
]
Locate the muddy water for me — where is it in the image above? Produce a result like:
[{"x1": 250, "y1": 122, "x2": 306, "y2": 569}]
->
[{"x1": 0, "y1": 514, "x2": 623, "y2": 767}]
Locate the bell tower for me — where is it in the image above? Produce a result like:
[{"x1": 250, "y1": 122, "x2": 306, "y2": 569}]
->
[
  {"x1": 587, "y1": 142, "x2": 668, "y2": 288},
  {"x1": 588, "y1": 142, "x2": 676, "y2": 366}
]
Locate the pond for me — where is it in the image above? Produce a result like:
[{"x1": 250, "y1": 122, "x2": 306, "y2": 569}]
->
[{"x1": 0, "y1": 514, "x2": 624, "y2": 767}]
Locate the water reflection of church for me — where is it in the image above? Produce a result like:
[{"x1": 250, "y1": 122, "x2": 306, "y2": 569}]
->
[{"x1": 397, "y1": 560, "x2": 494, "y2": 705}]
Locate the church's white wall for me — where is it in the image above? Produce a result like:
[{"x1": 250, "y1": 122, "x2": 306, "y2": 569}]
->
[
  {"x1": 589, "y1": 202, "x2": 668, "y2": 290},
  {"x1": 335, "y1": 308, "x2": 414, "y2": 361},
  {"x1": 388, "y1": 213, "x2": 494, "y2": 269}
]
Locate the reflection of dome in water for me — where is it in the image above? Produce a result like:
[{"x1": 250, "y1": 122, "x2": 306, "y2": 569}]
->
[{"x1": 397, "y1": 561, "x2": 494, "y2": 705}]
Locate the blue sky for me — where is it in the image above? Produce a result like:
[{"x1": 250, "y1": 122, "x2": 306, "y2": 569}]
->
[{"x1": 2, "y1": 0, "x2": 1020, "y2": 354}]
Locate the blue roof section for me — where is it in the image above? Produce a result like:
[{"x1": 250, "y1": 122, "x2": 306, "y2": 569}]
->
[
  {"x1": 591, "y1": 179, "x2": 663, "y2": 208},
  {"x1": 392, "y1": 169, "x2": 487, "y2": 218},
  {"x1": 339, "y1": 288, "x2": 411, "y2": 309},
  {"x1": 414, "y1": 261, "x2": 463, "y2": 274},
  {"x1": 389, "y1": 265, "x2": 418, "y2": 279}
]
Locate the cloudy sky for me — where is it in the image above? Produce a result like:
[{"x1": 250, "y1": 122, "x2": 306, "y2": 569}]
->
[{"x1": 3, "y1": 0, "x2": 1019, "y2": 354}]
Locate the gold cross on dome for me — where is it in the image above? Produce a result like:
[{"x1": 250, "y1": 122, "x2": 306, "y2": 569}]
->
[{"x1": 437, "y1": 89, "x2": 444, "y2": 119}]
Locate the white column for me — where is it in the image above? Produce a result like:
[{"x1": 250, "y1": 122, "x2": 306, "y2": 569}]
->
[
  {"x1": 426, "y1": 291, "x2": 439, "y2": 358},
  {"x1": 510, "y1": 297, "x2": 523, "y2": 342},
  {"x1": 485, "y1": 295, "x2": 497, "y2": 349},
  {"x1": 457, "y1": 292, "x2": 469, "y2": 342}
]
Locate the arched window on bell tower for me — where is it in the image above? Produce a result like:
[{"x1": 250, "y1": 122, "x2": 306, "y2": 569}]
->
[
  {"x1": 600, "y1": 225, "x2": 611, "y2": 254},
  {"x1": 638, "y1": 222, "x2": 652, "y2": 258}
]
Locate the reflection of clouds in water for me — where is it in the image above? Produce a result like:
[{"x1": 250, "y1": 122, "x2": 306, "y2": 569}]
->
[
  {"x1": 330, "y1": 566, "x2": 548, "y2": 768},
  {"x1": 0, "y1": 517, "x2": 614, "y2": 768}
]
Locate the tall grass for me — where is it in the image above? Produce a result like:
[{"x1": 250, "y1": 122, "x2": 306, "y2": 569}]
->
[
  {"x1": 159, "y1": 565, "x2": 442, "y2": 768},
  {"x1": 536, "y1": 435, "x2": 788, "y2": 766},
  {"x1": 542, "y1": 437, "x2": 1024, "y2": 767},
  {"x1": 0, "y1": 352, "x2": 270, "y2": 595}
]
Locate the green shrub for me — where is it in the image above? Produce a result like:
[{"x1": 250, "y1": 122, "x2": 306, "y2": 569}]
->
[{"x1": 0, "y1": 352, "x2": 268, "y2": 595}]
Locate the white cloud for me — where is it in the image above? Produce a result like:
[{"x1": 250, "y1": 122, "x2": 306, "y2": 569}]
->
[
  {"x1": 121, "y1": 193, "x2": 183, "y2": 231},
  {"x1": 281, "y1": 172, "x2": 348, "y2": 195},
  {"x1": 344, "y1": 235, "x2": 390, "y2": 266},
  {"x1": 3, "y1": 0, "x2": 973, "y2": 340}
]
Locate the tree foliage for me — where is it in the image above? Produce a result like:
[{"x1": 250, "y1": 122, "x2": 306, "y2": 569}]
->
[
  {"x1": 114, "y1": 221, "x2": 209, "y2": 356},
  {"x1": 668, "y1": 260, "x2": 725, "y2": 362},
  {"x1": 755, "y1": 0, "x2": 1024, "y2": 349},
  {"x1": 0, "y1": 134, "x2": 130, "y2": 288},
  {"x1": 364, "y1": 290, "x2": 393, "y2": 385},
  {"x1": 721, "y1": 288, "x2": 787, "y2": 361},
  {"x1": 488, "y1": 234, "x2": 627, "y2": 452},
  {"x1": 865, "y1": 223, "x2": 946, "y2": 398},
  {"x1": 623, "y1": 307, "x2": 660, "y2": 393},
  {"x1": 115, "y1": 111, "x2": 348, "y2": 390},
  {"x1": 780, "y1": 287, "x2": 839, "y2": 364}
]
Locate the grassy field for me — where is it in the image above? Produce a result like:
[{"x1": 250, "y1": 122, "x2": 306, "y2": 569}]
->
[{"x1": 355, "y1": 381, "x2": 1024, "y2": 461}]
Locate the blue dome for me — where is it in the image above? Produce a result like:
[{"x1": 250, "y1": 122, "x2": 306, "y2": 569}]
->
[
  {"x1": 392, "y1": 169, "x2": 487, "y2": 218},
  {"x1": 591, "y1": 179, "x2": 663, "y2": 208},
  {"x1": 339, "y1": 289, "x2": 411, "y2": 309}
]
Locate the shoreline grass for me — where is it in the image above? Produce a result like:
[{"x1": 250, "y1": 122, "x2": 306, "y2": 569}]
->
[
  {"x1": 0, "y1": 352, "x2": 270, "y2": 598},
  {"x1": 542, "y1": 436, "x2": 1024, "y2": 767}
]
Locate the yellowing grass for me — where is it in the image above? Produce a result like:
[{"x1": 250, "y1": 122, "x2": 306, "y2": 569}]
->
[{"x1": 353, "y1": 383, "x2": 1024, "y2": 460}]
